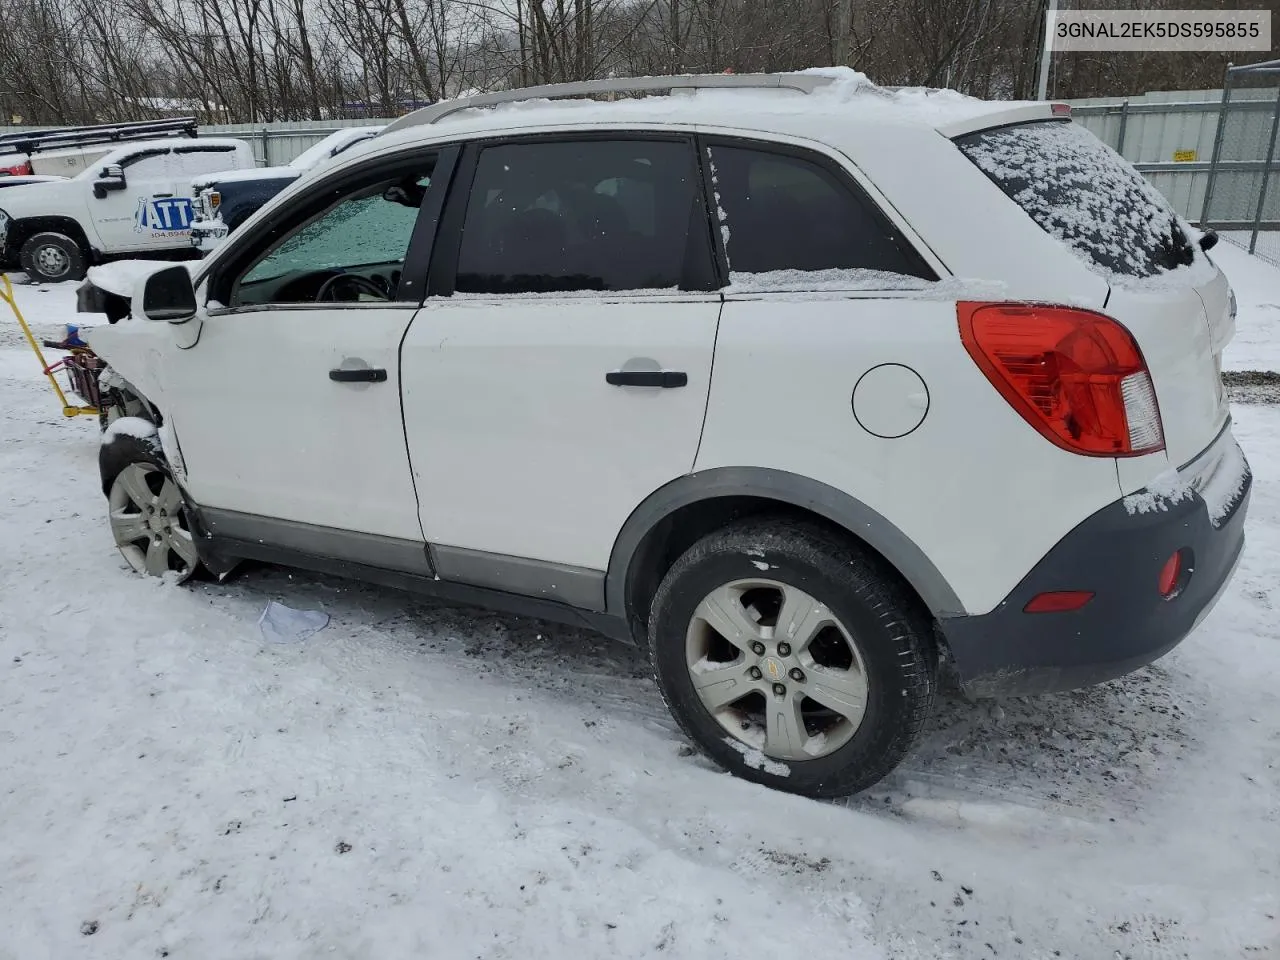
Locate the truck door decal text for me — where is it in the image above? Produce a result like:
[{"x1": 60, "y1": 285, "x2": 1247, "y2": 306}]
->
[{"x1": 134, "y1": 196, "x2": 195, "y2": 237}]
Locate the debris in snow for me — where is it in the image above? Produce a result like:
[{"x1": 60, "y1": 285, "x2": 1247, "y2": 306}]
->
[
  {"x1": 724, "y1": 738, "x2": 790, "y2": 777},
  {"x1": 258, "y1": 601, "x2": 330, "y2": 644},
  {"x1": 79, "y1": 920, "x2": 99, "y2": 936},
  {"x1": 335, "y1": 841, "x2": 353, "y2": 855},
  {"x1": 101, "y1": 415, "x2": 157, "y2": 445},
  {"x1": 1123, "y1": 469, "x2": 1195, "y2": 516}
]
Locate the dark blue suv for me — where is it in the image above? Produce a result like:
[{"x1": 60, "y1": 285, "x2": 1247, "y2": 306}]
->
[{"x1": 189, "y1": 126, "x2": 382, "y2": 252}]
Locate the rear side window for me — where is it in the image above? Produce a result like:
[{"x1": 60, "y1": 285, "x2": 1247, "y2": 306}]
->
[
  {"x1": 173, "y1": 147, "x2": 239, "y2": 178},
  {"x1": 955, "y1": 120, "x2": 1194, "y2": 279},
  {"x1": 706, "y1": 143, "x2": 935, "y2": 285},
  {"x1": 455, "y1": 139, "x2": 702, "y2": 294}
]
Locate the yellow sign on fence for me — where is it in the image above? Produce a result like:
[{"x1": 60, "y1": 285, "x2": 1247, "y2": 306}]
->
[{"x1": 1173, "y1": 149, "x2": 1198, "y2": 163}]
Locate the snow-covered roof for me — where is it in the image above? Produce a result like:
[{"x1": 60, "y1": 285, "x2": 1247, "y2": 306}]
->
[
  {"x1": 72, "y1": 137, "x2": 249, "y2": 176},
  {"x1": 354, "y1": 69, "x2": 1047, "y2": 162}
]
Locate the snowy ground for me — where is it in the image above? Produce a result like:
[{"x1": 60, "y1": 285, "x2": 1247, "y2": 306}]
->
[
  {"x1": 1, "y1": 266, "x2": 1279, "y2": 959},
  {"x1": 1213, "y1": 242, "x2": 1280, "y2": 374}
]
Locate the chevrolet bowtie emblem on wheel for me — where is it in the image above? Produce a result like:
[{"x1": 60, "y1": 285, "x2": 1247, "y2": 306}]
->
[{"x1": 762, "y1": 657, "x2": 784, "y2": 682}]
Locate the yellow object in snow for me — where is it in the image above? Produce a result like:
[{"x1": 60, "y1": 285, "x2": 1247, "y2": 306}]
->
[{"x1": 1, "y1": 272, "x2": 99, "y2": 418}]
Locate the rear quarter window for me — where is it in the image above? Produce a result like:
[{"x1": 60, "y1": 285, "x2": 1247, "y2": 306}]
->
[{"x1": 955, "y1": 120, "x2": 1195, "y2": 280}]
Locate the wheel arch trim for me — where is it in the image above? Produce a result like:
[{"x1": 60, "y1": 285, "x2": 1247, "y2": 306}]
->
[
  {"x1": 10, "y1": 216, "x2": 94, "y2": 253},
  {"x1": 605, "y1": 467, "x2": 965, "y2": 620}
]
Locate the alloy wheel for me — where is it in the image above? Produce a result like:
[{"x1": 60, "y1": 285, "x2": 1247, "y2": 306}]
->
[
  {"x1": 34, "y1": 243, "x2": 70, "y2": 279},
  {"x1": 685, "y1": 578, "x2": 869, "y2": 761},
  {"x1": 108, "y1": 463, "x2": 198, "y2": 580}
]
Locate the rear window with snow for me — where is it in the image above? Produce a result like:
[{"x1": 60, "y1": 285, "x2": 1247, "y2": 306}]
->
[{"x1": 955, "y1": 121, "x2": 1195, "y2": 279}]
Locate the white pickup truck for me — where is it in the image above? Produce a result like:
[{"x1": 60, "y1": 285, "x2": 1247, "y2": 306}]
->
[{"x1": 0, "y1": 137, "x2": 255, "y2": 282}]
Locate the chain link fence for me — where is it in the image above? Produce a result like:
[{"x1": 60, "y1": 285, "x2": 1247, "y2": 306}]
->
[{"x1": 1200, "y1": 60, "x2": 1280, "y2": 265}]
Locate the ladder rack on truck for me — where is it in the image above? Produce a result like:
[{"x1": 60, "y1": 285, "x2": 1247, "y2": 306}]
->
[{"x1": 0, "y1": 117, "x2": 198, "y2": 174}]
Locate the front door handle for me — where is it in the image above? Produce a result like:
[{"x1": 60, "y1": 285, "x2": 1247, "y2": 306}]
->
[
  {"x1": 606, "y1": 370, "x2": 688, "y2": 388},
  {"x1": 330, "y1": 368, "x2": 388, "y2": 383}
]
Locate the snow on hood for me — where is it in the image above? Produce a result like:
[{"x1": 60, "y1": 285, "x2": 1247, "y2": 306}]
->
[
  {"x1": 85, "y1": 260, "x2": 197, "y2": 299},
  {"x1": 0, "y1": 178, "x2": 71, "y2": 214},
  {"x1": 193, "y1": 165, "x2": 300, "y2": 190}
]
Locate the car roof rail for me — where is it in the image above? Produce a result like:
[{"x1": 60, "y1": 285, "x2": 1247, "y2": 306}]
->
[
  {"x1": 0, "y1": 117, "x2": 199, "y2": 157},
  {"x1": 383, "y1": 73, "x2": 836, "y2": 134}
]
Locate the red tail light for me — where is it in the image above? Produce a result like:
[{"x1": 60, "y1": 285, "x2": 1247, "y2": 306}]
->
[
  {"x1": 0, "y1": 160, "x2": 32, "y2": 176},
  {"x1": 958, "y1": 302, "x2": 1165, "y2": 457}
]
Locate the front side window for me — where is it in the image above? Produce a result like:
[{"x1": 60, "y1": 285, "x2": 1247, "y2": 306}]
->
[
  {"x1": 232, "y1": 159, "x2": 435, "y2": 307},
  {"x1": 455, "y1": 139, "x2": 700, "y2": 294},
  {"x1": 707, "y1": 143, "x2": 934, "y2": 287}
]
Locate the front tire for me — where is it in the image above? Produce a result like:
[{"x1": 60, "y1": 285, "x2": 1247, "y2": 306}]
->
[
  {"x1": 648, "y1": 518, "x2": 936, "y2": 798},
  {"x1": 20, "y1": 231, "x2": 87, "y2": 283},
  {"x1": 101, "y1": 433, "x2": 199, "y2": 583}
]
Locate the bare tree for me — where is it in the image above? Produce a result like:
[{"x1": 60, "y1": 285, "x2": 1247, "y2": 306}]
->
[{"x1": 1, "y1": 0, "x2": 1276, "y2": 127}]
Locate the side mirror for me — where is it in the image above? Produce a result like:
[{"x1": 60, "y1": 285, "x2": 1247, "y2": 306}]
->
[
  {"x1": 93, "y1": 164, "x2": 126, "y2": 199},
  {"x1": 134, "y1": 265, "x2": 198, "y2": 323},
  {"x1": 1198, "y1": 228, "x2": 1219, "y2": 252}
]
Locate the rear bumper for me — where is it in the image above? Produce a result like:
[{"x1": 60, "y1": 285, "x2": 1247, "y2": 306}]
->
[{"x1": 940, "y1": 434, "x2": 1251, "y2": 697}]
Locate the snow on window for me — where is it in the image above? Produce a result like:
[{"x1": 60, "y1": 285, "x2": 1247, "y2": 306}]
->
[
  {"x1": 707, "y1": 143, "x2": 934, "y2": 285},
  {"x1": 725, "y1": 268, "x2": 933, "y2": 294},
  {"x1": 956, "y1": 121, "x2": 1197, "y2": 280}
]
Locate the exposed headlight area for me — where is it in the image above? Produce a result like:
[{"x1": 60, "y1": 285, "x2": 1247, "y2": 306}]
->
[{"x1": 192, "y1": 189, "x2": 221, "y2": 222}]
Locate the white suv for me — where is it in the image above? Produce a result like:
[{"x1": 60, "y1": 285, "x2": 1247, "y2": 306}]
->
[{"x1": 84, "y1": 71, "x2": 1251, "y2": 798}]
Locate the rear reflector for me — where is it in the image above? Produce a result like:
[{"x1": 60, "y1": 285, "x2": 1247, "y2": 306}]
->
[
  {"x1": 1024, "y1": 591, "x2": 1095, "y2": 613},
  {"x1": 958, "y1": 302, "x2": 1166, "y2": 457},
  {"x1": 1158, "y1": 551, "x2": 1183, "y2": 597}
]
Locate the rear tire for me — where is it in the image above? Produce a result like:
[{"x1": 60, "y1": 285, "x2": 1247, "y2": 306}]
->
[
  {"x1": 20, "y1": 231, "x2": 87, "y2": 283},
  {"x1": 648, "y1": 517, "x2": 936, "y2": 798}
]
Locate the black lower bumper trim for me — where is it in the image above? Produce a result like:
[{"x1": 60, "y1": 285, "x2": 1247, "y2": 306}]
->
[{"x1": 939, "y1": 458, "x2": 1251, "y2": 697}]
